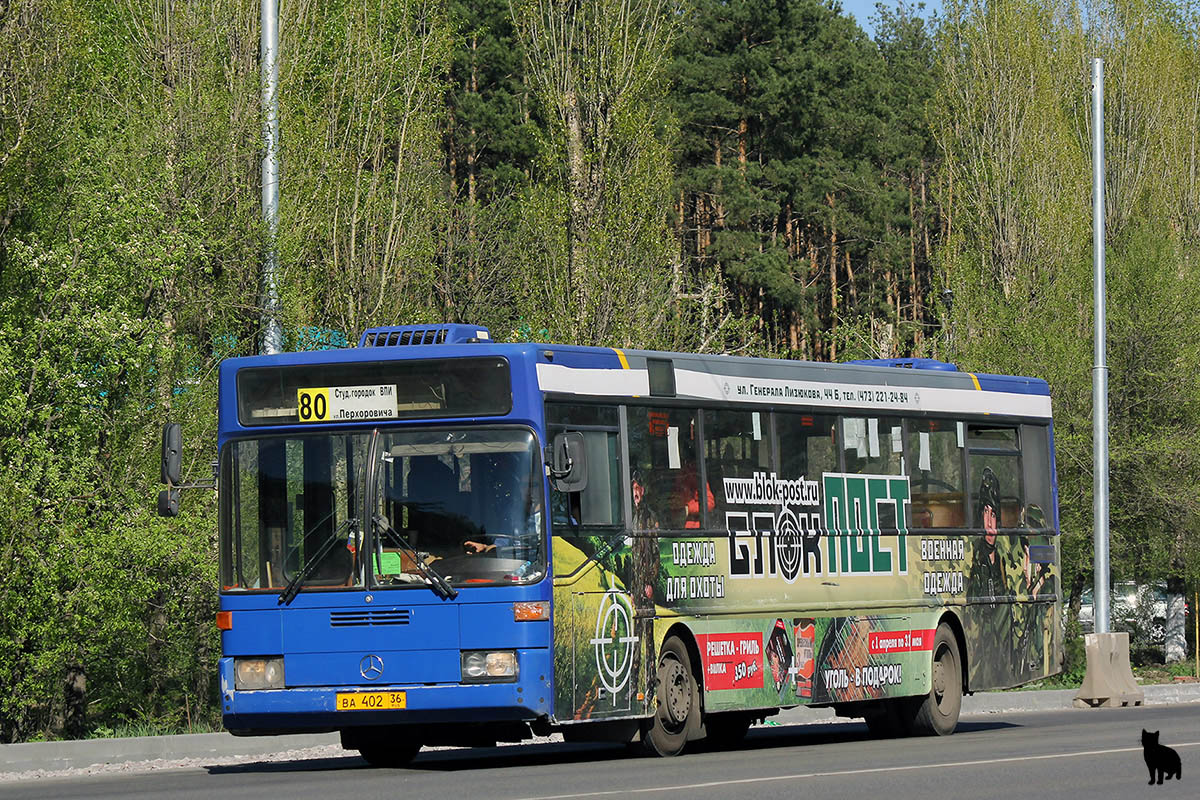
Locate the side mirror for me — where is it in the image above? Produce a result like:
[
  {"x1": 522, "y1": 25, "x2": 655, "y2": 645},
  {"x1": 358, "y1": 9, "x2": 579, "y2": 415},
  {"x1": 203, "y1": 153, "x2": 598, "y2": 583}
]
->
[
  {"x1": 161, "y1": 423, "x2": 182, "y2": 485},
  {"x1": 550, "y1": 431, "x2": 588, "y2": 493},
  {"x1": 158, "y1": 488, "x2": 180, "y2": 517}
]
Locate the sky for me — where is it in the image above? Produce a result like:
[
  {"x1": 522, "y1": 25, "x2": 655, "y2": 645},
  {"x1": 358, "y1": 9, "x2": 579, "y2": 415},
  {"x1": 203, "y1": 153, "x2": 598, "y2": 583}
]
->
[{"x1": 837, "y1": 0, "x2": 943, "y2": 40}]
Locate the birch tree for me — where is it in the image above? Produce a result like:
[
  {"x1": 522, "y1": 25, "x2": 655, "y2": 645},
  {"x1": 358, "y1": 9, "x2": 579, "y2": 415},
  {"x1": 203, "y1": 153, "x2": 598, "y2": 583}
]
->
[
  {"x1": 935, "y1": 0, "x2": 1200, "y2": 663},
  {"x1": 281, "y1": 0, "x2": 453, "y2": 337},
  {"x1": 510, "y1": 0, "x2": 689, "y2": 348}
]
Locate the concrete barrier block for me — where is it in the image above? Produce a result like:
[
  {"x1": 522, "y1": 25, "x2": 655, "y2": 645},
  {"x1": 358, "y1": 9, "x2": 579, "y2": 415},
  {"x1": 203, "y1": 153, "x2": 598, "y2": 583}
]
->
[{"x1": 1073, "y1": 631, "x2": 1145, "y2": 708}]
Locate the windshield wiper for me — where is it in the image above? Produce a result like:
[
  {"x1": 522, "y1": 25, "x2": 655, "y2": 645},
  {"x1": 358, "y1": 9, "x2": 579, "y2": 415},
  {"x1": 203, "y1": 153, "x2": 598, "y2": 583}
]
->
[
  {"x1": 278, "y1": 517, "x2": 354, "y2": 606},
  {"x1": 371, "y1": 513, "x2": 458, "y2": 600}
]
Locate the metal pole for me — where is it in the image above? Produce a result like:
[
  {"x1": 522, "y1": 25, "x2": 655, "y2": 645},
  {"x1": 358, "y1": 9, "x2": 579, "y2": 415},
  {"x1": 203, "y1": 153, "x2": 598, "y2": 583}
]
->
[
  {"x1": 1092, "y1": 58, "x2": 1110, "y2": 634},
  {"x1": 260, "y1": 0, "x2": 283, "y2": 355}
]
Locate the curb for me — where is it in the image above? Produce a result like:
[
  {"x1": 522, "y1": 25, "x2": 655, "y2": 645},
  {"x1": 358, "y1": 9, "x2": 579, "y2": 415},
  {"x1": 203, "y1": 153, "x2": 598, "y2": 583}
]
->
[
  {"x1": 774, "y1": 680, "x2": 1200, "y2": 725},
  {"x1": 4, "y1": 683, "x2": 1200, "y2": 774},
  {"x1": 0, "y1": 731, "x2": 339, "y2": 774}
]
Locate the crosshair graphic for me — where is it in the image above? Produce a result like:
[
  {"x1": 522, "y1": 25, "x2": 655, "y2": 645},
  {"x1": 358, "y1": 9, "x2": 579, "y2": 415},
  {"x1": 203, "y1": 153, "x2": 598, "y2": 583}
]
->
[
  {"x1": 590, "y1": 589, "x2": 638, "y2": 694},
  {"x1": 774, "y1": 506, "x2": 803, "y2": 583}
]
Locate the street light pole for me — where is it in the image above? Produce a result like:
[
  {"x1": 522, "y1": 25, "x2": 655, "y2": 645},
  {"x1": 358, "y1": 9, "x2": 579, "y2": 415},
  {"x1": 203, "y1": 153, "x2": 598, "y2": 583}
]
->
[
  {"x1": 1075, "y1": 58, "x2": 1141, "y2": 709},
  {"x1": 260, "y1": 0, "x2": 283, "y2": 355},
  {"x1": 1092, "y1": 57, "x2": 1110, "y2": 634}
]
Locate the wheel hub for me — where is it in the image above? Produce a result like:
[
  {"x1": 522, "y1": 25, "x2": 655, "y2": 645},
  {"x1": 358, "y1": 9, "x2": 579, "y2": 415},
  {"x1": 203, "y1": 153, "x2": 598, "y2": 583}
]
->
[
  {"x1": 662, "y1": 659, "x2": 690, "y2": 725},
  {"x1": 932, "y1": 653, "x2": 946, "y2": 696}
]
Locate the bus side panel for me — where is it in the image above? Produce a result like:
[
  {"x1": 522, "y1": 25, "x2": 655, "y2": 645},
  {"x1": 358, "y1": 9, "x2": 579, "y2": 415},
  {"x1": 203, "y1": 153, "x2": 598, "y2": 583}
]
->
[
  {"x1": 544, "y1": 430, "x2": 1063, "y2": 719},
  {"x1": 962, "y1": 527, "x2": 1061, "y2": 691},
  {"x1": 962, "y1": 597, "x2": 1060, "y2": 692},
  {"x1": 551, "y1": 535, "x2": 651, "y2": 723},
  {"x1": 673, "y1": 612, "x2": 940, "y2": 713},
  {"x1": 655, "y1": 525, "x2": 1060, "y2": 695}
]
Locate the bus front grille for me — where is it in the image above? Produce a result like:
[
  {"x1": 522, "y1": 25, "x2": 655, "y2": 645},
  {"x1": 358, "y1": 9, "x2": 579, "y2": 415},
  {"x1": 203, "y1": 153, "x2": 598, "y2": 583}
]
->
[{"x1": 330, "y1": 609, "x2": 411, "y2": 627}]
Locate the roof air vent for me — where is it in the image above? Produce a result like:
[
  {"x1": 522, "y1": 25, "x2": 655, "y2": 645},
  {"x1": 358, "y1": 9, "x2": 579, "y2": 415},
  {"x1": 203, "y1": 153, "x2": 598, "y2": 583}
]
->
[
  {"x1": 357, "y1": 324, "x2": 491, "y2": 348},
  {"x1": 847, "y1": 357, "x2": 958, "y2": 371}
]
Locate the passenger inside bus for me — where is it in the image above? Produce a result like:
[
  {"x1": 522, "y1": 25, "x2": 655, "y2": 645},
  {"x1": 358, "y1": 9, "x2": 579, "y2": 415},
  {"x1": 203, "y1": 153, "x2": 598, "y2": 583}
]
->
[
  {"x1": 672, "y1": 443, "x2": 714, "y2": 529},
  {"x1": 466, "y1": 452, "x2": 528, "y2": 555}
]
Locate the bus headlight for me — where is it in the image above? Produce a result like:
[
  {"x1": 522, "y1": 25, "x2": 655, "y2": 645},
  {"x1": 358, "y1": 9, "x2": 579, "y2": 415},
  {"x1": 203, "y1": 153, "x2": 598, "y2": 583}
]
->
[
  {"x1": 461, "y1": 650, "x2": 518, "y2": 683},
  {"x1": 235, "y1": 657, "x2": 285, "y2": 690}
]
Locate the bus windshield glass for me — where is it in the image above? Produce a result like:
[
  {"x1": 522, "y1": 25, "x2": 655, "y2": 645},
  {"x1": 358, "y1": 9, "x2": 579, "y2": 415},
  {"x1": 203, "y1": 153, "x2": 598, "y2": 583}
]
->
[{"x1": 219, "y1": 428, "x2": 546, "y2": 594}]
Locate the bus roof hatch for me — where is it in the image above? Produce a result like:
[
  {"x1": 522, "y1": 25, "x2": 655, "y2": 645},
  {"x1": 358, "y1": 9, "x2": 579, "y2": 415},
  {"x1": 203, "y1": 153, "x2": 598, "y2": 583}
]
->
[
  {"x1": 358, "y1": 324, "x2": 491, "y2": 348},
  {"x1": 847, "y1": 357, "x2": 958, "y2": 371}
]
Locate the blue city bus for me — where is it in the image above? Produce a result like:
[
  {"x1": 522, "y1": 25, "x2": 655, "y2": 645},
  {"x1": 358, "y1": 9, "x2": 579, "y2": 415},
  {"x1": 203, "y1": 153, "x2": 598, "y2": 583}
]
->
[{"x1": 161, "y1": 323, "x2": 1061, "y2": 764}]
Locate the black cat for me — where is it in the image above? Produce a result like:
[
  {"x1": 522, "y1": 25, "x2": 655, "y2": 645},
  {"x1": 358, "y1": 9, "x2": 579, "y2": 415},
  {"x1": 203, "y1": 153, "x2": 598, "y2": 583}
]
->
[{"x1": 1141, "y1": 729, "x2": 1182, "y2": 785}]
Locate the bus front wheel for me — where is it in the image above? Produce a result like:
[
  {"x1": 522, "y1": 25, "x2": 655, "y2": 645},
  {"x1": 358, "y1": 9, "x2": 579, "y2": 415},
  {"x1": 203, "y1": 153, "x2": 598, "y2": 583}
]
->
[
  {"x1": 342, "y1": 727, "x2": 422, "y2": 767},
  {"x1": 911, "y1": 623, "x2": 962, "y2": 736},
  {"x1": 643, "y1": 635, "x2": 700, "y2": 756},
  {"x1": 357, "y1": 741, "x2": 421, "y2": 768}
]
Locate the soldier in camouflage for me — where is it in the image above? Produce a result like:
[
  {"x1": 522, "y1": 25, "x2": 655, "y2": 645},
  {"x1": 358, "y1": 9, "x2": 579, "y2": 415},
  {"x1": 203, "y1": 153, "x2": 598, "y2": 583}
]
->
[
  {"x1": 967, "y1": 467, "x2": 1014, "y2": 686},
  {"x1": 1011, "y1": 504, "x2": 1052, "y2": 679},
  {"x1": 629, "y1": 468, "x2": 660, "y2": 712},
  {"x1": 968, "y1": 467, "x2": 1008, "y2": 600},
  {"x1": 630, "y1": 468, "x2": 660, "y2": 614}
]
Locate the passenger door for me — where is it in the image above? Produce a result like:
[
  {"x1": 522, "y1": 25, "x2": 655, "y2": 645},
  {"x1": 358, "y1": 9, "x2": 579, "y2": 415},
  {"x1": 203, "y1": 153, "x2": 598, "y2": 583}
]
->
[{"x1": 545, "y1": 404, "x2": 642, "y2": 722}]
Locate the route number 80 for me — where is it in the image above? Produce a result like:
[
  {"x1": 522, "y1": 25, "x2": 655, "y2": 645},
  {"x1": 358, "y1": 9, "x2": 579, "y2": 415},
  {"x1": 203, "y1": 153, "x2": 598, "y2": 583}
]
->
[{"x1": 297, "y1": 388, "x2": 330, "y2": 422}]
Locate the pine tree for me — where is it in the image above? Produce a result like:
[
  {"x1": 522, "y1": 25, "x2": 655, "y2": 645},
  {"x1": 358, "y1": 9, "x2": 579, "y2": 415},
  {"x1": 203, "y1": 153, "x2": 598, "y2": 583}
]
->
[{"x1": 671, "y1": 0, "x2": 940, "y2": 359}]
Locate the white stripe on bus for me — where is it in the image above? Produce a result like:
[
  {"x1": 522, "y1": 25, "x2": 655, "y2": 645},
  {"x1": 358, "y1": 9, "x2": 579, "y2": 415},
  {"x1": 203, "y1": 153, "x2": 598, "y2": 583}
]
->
[{"x1": 535, "y1": 362, "x2": 1052, "y2": 419}]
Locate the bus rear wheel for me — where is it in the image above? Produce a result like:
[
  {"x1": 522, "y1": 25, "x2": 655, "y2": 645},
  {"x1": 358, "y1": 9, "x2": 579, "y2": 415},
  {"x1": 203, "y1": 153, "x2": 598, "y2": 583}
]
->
[
  {"x1": 864, "y1": 699, "x2": 919, "y2": 738},
  {"x1": 643, "y1": 635, "x2": 699, "y2": 757},
  {"x1": 911, "y1": 623, "x2": 962, "y2": 736}
]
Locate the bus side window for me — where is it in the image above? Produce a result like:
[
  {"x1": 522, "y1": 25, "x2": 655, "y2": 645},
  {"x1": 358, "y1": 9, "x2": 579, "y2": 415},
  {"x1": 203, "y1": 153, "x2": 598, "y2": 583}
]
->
[
  {"x1": 705, "y1": 408, "x2": 770, "y2": 524},
  {"x1": 627, "y1": 406, "x2": 701, "y2": 530},
  {"x1": 579, "y1": 430, "x2": 619, "y2": 525},
  {"x1": 545, "y1": 404, "x2": 622, "y2": 535},
  {"x1": 907, "y1": 419, "x2": 965, "y2": 529},
  {"x1": 842, "y1": 416, "x2": 905, "y2": 476},
  {"x1": 1019, "y1": 424, "x2": 1053, "y2": 530},
  {"x1": 549, "y1": 430, "x2": 619, "y2": 533},
  {"x1": 776, "y1": 412, "x2": 837, "y2": 479},
  {"x1": 967, "y1": 425, "x2": 1022, "y2": 528}
]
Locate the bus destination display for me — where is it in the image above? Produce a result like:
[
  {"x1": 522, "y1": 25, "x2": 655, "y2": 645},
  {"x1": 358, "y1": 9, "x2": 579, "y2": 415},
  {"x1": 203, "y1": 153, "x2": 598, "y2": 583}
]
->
[{"x1": 296, "y1": 384, "x2": 398, "y2": 422}]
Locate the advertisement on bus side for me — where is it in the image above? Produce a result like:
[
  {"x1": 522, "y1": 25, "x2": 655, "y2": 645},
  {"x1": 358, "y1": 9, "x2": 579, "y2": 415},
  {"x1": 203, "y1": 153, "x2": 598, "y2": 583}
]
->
[{"x1": 550, "y1": 468, "x2": 1058, "y2": 721}]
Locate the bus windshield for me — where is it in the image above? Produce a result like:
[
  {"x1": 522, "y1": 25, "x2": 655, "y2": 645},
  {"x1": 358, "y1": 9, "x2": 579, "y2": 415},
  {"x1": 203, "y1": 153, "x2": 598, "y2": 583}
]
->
[{"x1": 220, "y1": 427, "x2": 546, "y2": 594}]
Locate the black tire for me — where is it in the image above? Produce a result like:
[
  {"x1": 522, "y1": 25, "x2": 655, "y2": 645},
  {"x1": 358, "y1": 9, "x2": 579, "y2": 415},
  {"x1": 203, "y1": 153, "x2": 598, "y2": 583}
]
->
[
  {"x1": 643, "y1": 635, "x2": 700, "y2": 756},
  {"x1": 864, "y1": 707, "x2": 900, "y2": 738},
  {"x1": 864, "y1": 698, "x2": 920, "y2": 738},
  {"x1": 911, "y1": 623, "x2": 962, "y2": 736},
  {"x1": 701, "y1": 712, "x2": 753, "y2": 750},
  {"x1": 358, "y1": 741, "x2": 421, "y2": 768}
]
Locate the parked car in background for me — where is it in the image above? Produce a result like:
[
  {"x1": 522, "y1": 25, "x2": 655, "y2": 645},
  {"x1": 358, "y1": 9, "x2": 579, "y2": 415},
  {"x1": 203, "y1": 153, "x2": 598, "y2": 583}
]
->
[{"x1": 1077, "y1": 582, "x2": 1167, "y2": 643}]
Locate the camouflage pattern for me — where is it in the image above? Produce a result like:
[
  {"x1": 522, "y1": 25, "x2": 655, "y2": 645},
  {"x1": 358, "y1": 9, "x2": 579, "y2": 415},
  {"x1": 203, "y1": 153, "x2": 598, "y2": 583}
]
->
[{"x1": 550, "y1": 469, "x2": 1062, "y2": 723}]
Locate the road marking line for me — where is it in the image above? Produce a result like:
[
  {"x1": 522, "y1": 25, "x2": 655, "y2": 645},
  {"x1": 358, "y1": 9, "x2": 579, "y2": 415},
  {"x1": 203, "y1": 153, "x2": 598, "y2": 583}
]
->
[{"x1": 522, "y1": 741, "x2": 1200, "y2": 799}]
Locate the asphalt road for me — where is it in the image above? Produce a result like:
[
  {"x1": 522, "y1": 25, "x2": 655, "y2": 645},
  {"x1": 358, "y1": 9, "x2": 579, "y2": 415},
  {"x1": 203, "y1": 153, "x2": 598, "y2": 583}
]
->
[{"x1": 4, "y1": 704, "x2": 1197, "y2": 800}]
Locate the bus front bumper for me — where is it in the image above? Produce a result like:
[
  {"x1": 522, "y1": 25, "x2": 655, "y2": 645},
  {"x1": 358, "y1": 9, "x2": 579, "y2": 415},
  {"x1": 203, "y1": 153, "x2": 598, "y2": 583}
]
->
[{"x1": 219, "y1": 649, "x2": 553, "y2": 732}]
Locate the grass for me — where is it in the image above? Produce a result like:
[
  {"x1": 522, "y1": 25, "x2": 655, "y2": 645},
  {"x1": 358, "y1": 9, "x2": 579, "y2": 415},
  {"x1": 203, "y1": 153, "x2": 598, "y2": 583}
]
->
[
  {"x1": 1133, "y1": 661, "x2": 1199, "y2": 684},
  {"x1": 86, "y1": 717, "x2": 223, "y2": 740}
]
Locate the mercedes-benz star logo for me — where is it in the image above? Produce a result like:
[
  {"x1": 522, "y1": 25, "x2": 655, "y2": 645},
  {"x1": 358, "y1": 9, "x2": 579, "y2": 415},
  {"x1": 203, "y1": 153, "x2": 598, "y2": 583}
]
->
[{"x1": 359, "y1": 654, "x2": 384, "y2": 681}]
